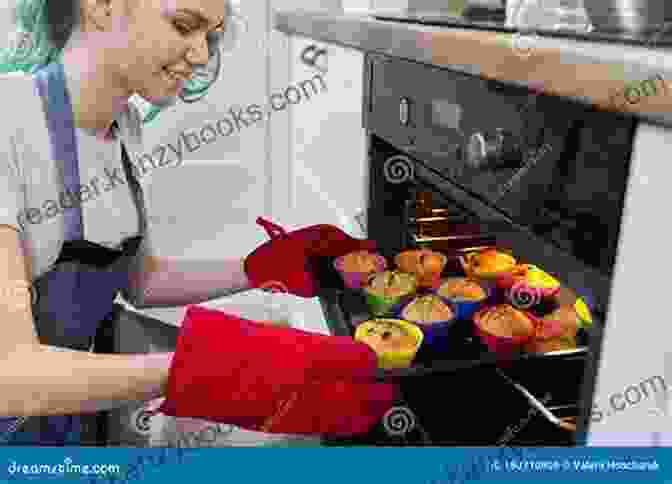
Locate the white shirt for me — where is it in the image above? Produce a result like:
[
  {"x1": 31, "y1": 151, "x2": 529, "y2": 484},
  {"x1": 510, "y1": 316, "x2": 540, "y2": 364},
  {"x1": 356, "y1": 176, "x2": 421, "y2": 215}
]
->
[{"x1": 0, "y1": 71, "x2": 144, "y2": 280}]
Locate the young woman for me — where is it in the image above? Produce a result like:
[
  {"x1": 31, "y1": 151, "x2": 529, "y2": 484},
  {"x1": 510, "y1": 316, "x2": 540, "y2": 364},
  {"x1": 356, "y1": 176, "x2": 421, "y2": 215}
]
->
[{"x1": 0, "y1": 0, "x2": 395, "y2": 445}]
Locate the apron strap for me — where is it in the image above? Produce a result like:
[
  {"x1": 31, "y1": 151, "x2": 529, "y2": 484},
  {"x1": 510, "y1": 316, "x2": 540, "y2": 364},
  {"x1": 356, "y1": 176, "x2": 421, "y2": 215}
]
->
[
  {"x1": 115, "y1": 121, "x2": 148, "y2": 237},
  {"x1": 55, "y1": 139, "x2": 146, "y2": 267},
  {"x1": 32, "y1": 62, "x2": 84, "y2": 240}
]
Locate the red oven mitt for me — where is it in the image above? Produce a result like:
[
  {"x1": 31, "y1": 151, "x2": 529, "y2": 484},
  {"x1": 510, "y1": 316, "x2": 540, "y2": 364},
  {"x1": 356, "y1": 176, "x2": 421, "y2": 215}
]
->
[
  {"x1": 244, "y1": 217, "x2": 377, "y2": 298},
  {"x1": 158, "y1": 305, "x2": 396, "y2": 437}
]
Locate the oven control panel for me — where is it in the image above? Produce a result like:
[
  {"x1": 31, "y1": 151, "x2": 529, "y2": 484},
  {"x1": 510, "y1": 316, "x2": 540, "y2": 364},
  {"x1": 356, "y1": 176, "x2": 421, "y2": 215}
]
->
[
  {"x1": 365, "y1": 54, "x2": 558, "y2": 204},
  {"x1": 364, "y1": 51, "x2": 636, "y2": 296}
]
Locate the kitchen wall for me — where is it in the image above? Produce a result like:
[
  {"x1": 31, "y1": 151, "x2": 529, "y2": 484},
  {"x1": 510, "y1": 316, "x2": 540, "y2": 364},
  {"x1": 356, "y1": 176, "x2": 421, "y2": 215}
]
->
[{"x1": 140, "y1": 0, "x2": 270, "y2": 257}]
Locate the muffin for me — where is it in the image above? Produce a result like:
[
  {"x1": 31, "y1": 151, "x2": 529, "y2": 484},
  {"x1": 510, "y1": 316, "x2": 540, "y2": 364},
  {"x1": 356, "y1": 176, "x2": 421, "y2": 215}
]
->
[
  {"x1": 436, "y1": 277, "x2": 489, "y2": 320},
  {"x1": 354, "y1": 319, "x2": 423, "y2": 369},
  {"x1": 498, "y1": 265, "x2": 561, "y2": 307},
  {"x1": 524, "y1": 335, "x2": 576, "y2": 354},
  {"x1": 437, "y1": 278, "x2": 487, "y2": 301},
  {"x1": 545, "y1": 306, "x2": 580, "y2": 336},
  {"x1": 460, "y1": 249, "x2": 516, "y2": 279},
  {"x1": 524, "y1": 306, "x2": 578, "y2": 354},
  {"x1": 364, "y1": 271, "x2": 417, "y2": 316},
  {"x1": 334, "y1": 250, "x2": 387, "y2": 289},
  {"x1": 476, "y1": 304, "x2": 535, "y2": 339},
  {"x1": 394, "y1": 249, "x2": 448, "y2": 288},
  {"x1": 339, "y1": 250, "x2": 382, "y2": 273},
  {"x1": 400, "y1": 294, "x2": 455, "y2": 326},
  {"x1": 398, "y1": 295, "x2": 456, "y2": 353}
]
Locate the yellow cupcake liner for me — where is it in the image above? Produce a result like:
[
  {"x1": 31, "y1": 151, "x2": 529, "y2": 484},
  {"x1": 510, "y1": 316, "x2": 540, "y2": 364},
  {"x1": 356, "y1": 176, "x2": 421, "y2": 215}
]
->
[
  {"x1": 355, "y1": 319, "x2": 424, "y2": 369},
  {"x1": 574, "y1": 297, "x2": 593, "y2": 328},
  {"x1": 524, "y1": 265, "x2": 561, "y2": 290}
]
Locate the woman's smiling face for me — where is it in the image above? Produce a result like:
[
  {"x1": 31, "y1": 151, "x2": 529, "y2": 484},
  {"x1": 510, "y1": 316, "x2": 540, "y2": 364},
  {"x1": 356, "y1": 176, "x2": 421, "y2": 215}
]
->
[{"x1": 82, "y1": 0, "x2": 227, "y2": 103}]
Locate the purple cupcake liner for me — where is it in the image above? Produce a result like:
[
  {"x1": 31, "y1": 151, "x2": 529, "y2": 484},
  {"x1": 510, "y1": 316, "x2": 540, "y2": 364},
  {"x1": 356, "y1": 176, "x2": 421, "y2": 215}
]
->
[{"x1": 334, "y1": 253, "x2": 387, "y2": 290}]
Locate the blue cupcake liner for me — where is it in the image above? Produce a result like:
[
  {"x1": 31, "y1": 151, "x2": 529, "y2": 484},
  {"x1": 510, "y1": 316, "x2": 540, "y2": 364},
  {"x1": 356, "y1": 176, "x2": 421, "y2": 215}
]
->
[
  {"x1": 394, "y1": 297, "x2": 458, "y2": 353},
  {"x1": 433, "y1": 278, "x2": 492, "y2": 321}
]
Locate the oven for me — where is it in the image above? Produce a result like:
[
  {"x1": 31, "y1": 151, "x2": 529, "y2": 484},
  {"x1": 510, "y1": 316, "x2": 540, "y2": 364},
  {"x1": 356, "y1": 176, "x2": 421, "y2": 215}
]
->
[{"x1": 317, "y1": 53, "x2": 637, "y2": 446}]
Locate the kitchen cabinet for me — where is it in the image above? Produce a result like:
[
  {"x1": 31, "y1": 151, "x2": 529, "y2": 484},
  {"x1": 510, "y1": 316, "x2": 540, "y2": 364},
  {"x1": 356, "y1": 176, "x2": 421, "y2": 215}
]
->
[{"x1": 269, "y1": 34, "x2": 368, "y2": 237}]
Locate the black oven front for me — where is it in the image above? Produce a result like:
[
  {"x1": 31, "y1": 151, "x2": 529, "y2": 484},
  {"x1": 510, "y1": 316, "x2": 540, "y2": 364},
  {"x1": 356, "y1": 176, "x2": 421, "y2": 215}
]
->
[{"x1": 319, "y1": 53, "x2": 636, "y2": 447}]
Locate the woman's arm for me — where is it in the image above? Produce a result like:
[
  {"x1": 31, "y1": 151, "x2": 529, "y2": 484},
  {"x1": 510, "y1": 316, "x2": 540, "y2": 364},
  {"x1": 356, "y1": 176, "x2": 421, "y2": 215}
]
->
[
  {"x1": 0, "y1": 225, "x2": 172, "y2": 416},
  {"x1": 122, "y1": 235, "x2": 253, "y2": 309},
  {"x1": 1, "y1": 346, "x2": 172, "y2": 416}
]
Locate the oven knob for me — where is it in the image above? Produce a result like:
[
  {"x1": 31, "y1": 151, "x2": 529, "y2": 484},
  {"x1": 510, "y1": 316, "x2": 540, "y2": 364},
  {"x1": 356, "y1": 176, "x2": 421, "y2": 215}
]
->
[{"x1": 465, "y1": 129, "x2": 520, "y2": 170}]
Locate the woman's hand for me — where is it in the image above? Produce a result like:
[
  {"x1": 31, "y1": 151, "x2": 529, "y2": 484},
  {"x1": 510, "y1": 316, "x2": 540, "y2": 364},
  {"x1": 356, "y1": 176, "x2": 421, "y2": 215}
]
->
[
  {"x1": 158, "y1": 305, "x2": 396, "y2": 437},
  {"x1": 244, "y1": 218, "x2": 376, "y2": 298}
]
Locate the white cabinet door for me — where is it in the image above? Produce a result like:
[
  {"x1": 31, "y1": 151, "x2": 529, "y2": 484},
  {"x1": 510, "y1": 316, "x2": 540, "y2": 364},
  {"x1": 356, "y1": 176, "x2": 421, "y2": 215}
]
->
[{"x1": 275, "y1": 36, "x2": 368, "y2": 236}]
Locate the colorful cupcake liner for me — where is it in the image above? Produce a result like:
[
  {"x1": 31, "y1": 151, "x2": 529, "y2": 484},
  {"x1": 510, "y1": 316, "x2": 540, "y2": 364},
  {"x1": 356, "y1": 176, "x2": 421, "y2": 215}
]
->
[
  {"x1": 333, "y1": 253, "x2": 387, "y2": 290},
  {"x1": 394, "y1": 299, "x2": 458, "y2": 353},
  {"x1": 354, "y1": 319, "x2": 424, "y2": 369},
  {"x1": 433, "y1": 278, "x2": 492, "y2": 321}
]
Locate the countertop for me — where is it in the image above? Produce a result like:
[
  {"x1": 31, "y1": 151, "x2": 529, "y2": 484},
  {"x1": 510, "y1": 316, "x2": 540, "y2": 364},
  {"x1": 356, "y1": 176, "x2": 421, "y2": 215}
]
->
[{"x1": 275, "y1": 9, "x2": 672, "y2": 128}]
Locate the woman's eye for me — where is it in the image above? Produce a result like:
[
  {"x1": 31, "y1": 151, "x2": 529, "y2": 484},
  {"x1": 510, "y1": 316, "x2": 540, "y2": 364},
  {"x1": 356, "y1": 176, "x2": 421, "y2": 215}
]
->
[{"x1": 174, "y1": 22, "x2": 194, "y2": 35}]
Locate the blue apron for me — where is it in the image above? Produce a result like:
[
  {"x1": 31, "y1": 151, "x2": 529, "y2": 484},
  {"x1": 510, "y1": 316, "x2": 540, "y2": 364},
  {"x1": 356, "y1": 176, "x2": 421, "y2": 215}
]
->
[{"x1": 0, "y1": 61, "x2": 148, "y2": 445}]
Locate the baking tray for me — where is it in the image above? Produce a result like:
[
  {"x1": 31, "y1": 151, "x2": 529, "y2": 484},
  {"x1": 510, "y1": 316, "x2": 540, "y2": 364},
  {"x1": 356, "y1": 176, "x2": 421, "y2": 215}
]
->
[
  {"x1": 315, "y1": 252, "x2": 588, "y2": 446},
  {"x1": 313, "y1": 253, "x2": 594, "y2": 384},
  {"x1": 321, "y1": 347, "x2": 579, "y2": 446}
]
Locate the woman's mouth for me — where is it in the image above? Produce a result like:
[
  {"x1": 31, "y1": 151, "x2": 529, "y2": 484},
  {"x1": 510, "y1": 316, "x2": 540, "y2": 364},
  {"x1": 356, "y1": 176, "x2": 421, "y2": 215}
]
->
[{"x1": 162, "y1": 68, "x2": 182, "y2": 85}]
